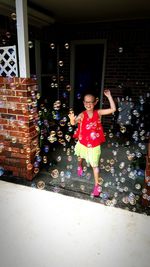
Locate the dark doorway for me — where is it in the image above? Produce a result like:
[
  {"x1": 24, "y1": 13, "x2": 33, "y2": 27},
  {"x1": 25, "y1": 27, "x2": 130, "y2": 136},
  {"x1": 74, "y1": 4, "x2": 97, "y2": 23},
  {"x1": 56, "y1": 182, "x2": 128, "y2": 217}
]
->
[{"x1": 70, "y1": 41, "x2": 105, "y2": 114}]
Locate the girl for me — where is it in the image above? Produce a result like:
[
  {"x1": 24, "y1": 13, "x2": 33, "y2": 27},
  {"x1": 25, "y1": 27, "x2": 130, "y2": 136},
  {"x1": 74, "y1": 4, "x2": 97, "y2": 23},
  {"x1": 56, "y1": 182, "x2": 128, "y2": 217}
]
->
[{"x1": 69, "y1": 89, "x2": 116, "y2": 197}]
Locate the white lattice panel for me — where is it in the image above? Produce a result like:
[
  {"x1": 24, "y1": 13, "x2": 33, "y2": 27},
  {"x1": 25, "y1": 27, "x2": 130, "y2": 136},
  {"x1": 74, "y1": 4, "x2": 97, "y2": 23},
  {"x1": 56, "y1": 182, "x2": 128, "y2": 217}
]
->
[{"x1": 0, "y1": 45, "x2": 18, "y2": 77}]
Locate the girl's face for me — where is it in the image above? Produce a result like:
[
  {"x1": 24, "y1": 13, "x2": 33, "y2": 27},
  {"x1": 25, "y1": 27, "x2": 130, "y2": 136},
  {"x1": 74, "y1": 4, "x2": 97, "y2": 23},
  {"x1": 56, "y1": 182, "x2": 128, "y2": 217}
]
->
[{"x1": 83, "y1": 95, "x2": 96, "y2": 111}]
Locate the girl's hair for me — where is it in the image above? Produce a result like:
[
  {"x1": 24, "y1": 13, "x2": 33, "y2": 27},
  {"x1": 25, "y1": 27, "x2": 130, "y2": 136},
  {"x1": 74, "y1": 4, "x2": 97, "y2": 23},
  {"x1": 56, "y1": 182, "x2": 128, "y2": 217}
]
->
[
  {"x1": 83, "y1": 91, "x2": 99, "y2": 109},
  {"x1": 83, "y1": 90, "x2": 98, "y2": 100}
]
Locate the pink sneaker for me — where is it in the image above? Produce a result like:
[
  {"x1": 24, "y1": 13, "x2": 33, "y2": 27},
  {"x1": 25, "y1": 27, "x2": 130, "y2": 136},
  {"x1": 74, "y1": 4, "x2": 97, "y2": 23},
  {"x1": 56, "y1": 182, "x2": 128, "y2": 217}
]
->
[
  {"x1": 91, "y1": 185, "x2": 101, "y2": 197},
  {"x1": 77, "y1": 166, "x2": 83, "y2": 176}
]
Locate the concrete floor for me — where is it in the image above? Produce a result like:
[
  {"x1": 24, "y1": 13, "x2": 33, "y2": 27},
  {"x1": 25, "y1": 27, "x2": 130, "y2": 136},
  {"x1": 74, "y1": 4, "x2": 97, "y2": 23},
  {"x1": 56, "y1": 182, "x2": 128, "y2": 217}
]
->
[
  {"x1": 1, "y1": 139, "x2": 149, "y2": 215},
  {"x1": 0, "y1": 180, "x2": 150, "y2": 267}
]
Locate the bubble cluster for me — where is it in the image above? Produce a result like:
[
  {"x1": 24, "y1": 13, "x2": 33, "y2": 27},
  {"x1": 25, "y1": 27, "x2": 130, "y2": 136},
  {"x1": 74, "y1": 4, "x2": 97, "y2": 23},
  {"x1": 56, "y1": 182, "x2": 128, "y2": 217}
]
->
[
  {"x1": 1, "y1": 38, "x2": 145, "y2": 214},
  {"x1": 32, "y1": 90, "x2": 150, "y2": 214}
]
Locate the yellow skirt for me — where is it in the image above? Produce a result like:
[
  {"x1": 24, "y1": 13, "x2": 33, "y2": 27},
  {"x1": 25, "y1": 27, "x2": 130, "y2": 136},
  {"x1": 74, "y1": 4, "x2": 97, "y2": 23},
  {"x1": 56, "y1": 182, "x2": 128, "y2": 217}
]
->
[{"x1": 74, "y1": 141, "x2": 101, "y2": 167}]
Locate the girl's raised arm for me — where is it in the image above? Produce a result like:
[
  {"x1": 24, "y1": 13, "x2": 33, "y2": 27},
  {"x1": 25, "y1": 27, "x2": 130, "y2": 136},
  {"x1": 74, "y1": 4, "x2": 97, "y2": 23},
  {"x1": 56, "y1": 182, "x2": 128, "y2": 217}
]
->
[{"x1": 98, "y1": 89, "x2": 116, "y2": 116}]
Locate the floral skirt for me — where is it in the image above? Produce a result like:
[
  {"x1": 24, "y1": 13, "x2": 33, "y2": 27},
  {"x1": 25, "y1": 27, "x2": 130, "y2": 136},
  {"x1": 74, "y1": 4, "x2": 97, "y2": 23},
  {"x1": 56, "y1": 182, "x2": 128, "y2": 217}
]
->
[{"x1": 74, "y1": 141, "x2": 101, "y2": 167}]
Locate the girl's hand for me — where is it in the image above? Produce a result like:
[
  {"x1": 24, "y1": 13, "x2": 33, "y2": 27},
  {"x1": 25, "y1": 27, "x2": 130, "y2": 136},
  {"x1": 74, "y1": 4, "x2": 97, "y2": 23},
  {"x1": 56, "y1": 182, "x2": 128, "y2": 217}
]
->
[
  {"x1": 68, "y1": 110, "x2": 76, "y2": 125},
  {"x1": 104, "y1": 89, "x2": 111, "y2": 98},
  {"x1": 68, "y1": 110, "x2": 75, "y2": 119}
]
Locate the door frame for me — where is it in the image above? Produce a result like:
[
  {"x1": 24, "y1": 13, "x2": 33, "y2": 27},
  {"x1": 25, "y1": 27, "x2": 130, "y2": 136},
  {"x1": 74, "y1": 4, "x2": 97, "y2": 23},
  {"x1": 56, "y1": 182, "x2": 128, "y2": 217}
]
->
[{"x1": 69, "y1": 39, "x2": 107, "y2": 109}]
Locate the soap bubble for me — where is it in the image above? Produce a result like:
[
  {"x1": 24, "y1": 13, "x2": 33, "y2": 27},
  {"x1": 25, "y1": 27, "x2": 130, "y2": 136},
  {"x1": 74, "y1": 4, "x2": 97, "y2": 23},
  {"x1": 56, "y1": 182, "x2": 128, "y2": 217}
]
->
[
  {"x1": 122, "y1": 196, "x2": 129, "y2": 204},
  {"x1": 110, "y1": 159, "x2": 115, "y2": 165},
  {"x1": 44, "y1": 145, "x2": 49, "y2": 153},
  {"x1": 43, "y1": 156, "x2": 47, "y2": 164},
  {"x1": 37, "y1": 180, "x2": 45, "y2": 189},
  {"x1": 12, "y1": 137, "x2": 17, "y2": 143},
  {"x1": 51, "y1": 169, "x2": 59, "y2": 178},
  {"x1": 27, "y1": 163, "x2": 33, "y2": 170},
  {"x1": 11, "y1": 13, "x2": 16, "y2": 20},
  {"x1": 105, "y1": 165, "x2": 111, "y2": 172},
  {"x1": 66, "y1": 85, "x2": 72, "y2": 91},
  {"x1": 28, "y1": 41, "x2": 33, "y2": 48},
  {"x1": 64, "y1": 43, "x2": 69, "y2": 49},
  {"x1": 109, "y1": 132, "x2": 113, "y2": 138},
  {"x1": 50, "y1": 43, "x2": 55, "y2": 49},
  {"x1": 6, "y1": 31, "x2": 11, "y2": 38},
  {"x1": 67, "y1": 155, "x2": 72, "y2": 161},
  {"x1": 56, "y1": 156, "x2": 61, "y2": 162},
  {"x1": 58, "y1": 60, "x2": 63, "y2": 67},
  {"x1": 120, "y1": 177, "x2": 126, "y2": 183},
  {"x1": 118, "y1": 47, "x2": 123, "y2": 53},
  {"x1": 135, "y1": 183, "x2": 141, "y2": 190},
  {"x1": 65, "y1": 171, "x2": 71, "y2": 179},
  {"x1": 124, "y1": 186, "x2": 129, "y2": 192},
  {"x1": 76, "y1": 93, "x2": 81, "y2": 99},
  {"x1": 119, "y1": 162, "x2": 125, "y2": 169},
  {"x1": 86, "y1": 173, "x2": 91, "y2": 180},
  {"x1": 80, "y1": 185, "x2": 85, "y2": 191},
  {"x1": 34, "y1": 168, "x2": 39, "y2": 174},
  {"x1": 0, "y1": 167, "x2": 4, "y2": 176},
  {"x1": 120, "y1": 126, "x2": 126, "y2": 133},
  {"x1": 59, "y1": 75, "x2": 64, "y2": 81}
]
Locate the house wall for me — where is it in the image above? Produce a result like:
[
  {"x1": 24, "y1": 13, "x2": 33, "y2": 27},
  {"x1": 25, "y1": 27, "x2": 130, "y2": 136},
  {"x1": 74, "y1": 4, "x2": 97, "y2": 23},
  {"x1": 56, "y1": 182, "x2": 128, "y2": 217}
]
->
[{"x1": 44, "y1": 19, "x2": 150, "y2": 128}]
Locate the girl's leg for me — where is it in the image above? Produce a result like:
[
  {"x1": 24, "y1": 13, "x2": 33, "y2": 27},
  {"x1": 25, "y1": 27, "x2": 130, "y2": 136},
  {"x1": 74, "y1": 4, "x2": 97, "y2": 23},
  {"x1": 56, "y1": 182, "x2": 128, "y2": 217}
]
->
[
  {"x1": 92, "y1": 166, "x2": 102, "y2": 197},
  {"x1": 77, "y1": 157, "x2": 83, "y2": 176},
  {"x1": 78, "y1": 157, "x2": 83, "y2": 167},
  {"x1": 90, "y1": 146, "x2": 102, "y2": 186},
  {"x1": 92, "y1": 166, "x2": 100, "y2": 185}
]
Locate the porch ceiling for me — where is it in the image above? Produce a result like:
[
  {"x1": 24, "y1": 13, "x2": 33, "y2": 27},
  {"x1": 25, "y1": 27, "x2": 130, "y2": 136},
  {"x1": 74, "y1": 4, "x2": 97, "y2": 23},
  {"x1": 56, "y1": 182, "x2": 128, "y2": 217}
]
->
[
  {"x1": 29, "y1": 0, "x2": 150, "y2": 23},
  {"x1": 0, "y1": 0, "x2": 150, "y2": 26}
]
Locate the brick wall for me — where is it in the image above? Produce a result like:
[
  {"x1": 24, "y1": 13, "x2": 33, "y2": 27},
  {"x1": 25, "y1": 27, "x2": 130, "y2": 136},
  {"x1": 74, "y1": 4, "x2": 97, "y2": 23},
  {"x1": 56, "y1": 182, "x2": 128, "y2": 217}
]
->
[
  {"x1": 44, "y1": 19, "x2": 150, "y2": 128},
  {"x1": 0, "y1": 77, "x2": 39, "y2": 180}
]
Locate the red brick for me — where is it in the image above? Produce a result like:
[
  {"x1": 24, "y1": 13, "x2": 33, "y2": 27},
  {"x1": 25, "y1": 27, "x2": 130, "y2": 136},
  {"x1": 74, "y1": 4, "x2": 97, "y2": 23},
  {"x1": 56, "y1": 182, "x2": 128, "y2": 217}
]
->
[
  {"x1": 148, "y1": 141, "x2": 150, "y2": 158},
  {"x1": 6, "y1": 96, "x2": 23, "y2": 103},
  {"x1": 0, "y1": 89, "x2": 15, "y2": 96},
  {"x1": 19, "y1": 77, "x2": 37, "y2": 85},
  {"x1": 9, "y1": 131, "x2": 25, "y2": 138},
  {"x1": 0, "y1": 108, "x2": 7, "y2": 113},
  {"x1": 16, "y1": 103, "x2": 28, "y2": 110},
  {"x1": 0, "y1": 77, "x2": 7, "y2": 84},
  {"x1": 3, "y1": 125, "x2": 19, "y2": 131},
  {"x1": 1, "y1": 114, "x2": 16, "y2": 120},
  {"x1": 15, "y1": 91, "x2": 29, "y2": 97},
  {"x1": 0, "y1": 118, "x2": 8, "y2": 124},
  {"x1": 1, "y1": 150, "x2": 12, "y2": 157},
  {"x1": 3, "y1": 165, "x2": 18, "y2": 173},
  {"x1": 0, "y1": 155, "x2": 6, "y2": 163},
  {"x1": 4, "y1": 158, "x2": 26, "y2": 166},
  {"x1": 17, "y1": 115, "x2": 30, "y2": 122},
  {"x1": 141, "y1": 198, "x2": 150, "y2": 207},
  {"x1": 146, "y1": 169, "x2": 150, "y2": 176},
  {"x1": 10, "y1": 147, "x2": 21, "y2": 153},
  {"x1": 5, "y1": 77, "x2": 16, "y2": 85},
  {"x1": 3, "y1": 146, "x2": 12, "y2": 152},
  {"x1": 8, "y1": 109, "x2": 24, "y2": 115},
  {"x1": 3, "y1": 140, "x2": 11, "y2": 146},
  {"x1": 146, "y1": 156, "x2": 150, "y2": 165}
]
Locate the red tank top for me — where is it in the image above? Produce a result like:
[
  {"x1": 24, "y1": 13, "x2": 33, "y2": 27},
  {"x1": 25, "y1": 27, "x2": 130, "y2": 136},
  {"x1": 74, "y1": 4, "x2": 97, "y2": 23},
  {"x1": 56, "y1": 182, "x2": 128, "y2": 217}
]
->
[{"x1": 73, "y1": 110, "x2": 106, "y2": 147}]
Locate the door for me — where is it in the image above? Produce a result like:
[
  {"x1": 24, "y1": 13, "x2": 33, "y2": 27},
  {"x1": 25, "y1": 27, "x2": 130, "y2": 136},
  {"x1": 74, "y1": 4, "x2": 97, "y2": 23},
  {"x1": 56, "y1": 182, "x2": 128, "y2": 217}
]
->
[{"x1": 70, "y1": 39, "x2": 107, "y2": 113}]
